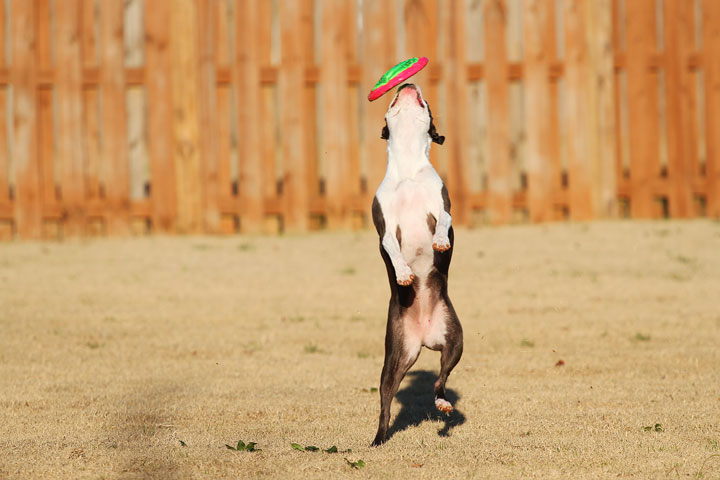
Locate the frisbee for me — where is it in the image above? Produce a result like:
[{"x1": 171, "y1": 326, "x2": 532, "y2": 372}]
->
[{"x1": 368, "y1": 57, "x2": 429, "y2": 102}]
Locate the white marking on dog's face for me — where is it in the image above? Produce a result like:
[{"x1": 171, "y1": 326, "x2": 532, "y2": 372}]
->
[{"x1": 385, "y1": 84, "x2": 430, "y2": 138}]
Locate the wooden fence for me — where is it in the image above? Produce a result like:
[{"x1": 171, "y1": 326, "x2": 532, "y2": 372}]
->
[{"x1": 0, "y1": 0, "x2": 718, "y2": 239}]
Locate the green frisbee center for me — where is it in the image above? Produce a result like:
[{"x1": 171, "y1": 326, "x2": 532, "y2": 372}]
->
[{"x1": 373, "y1": 57, "x2": 419, "y2": 89}]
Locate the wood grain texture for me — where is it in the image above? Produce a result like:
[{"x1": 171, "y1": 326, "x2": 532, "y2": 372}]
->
[
  {"x1": 523, "y1": 0, "x2": 554, "y2": 222},
  {"x1": 703, "y1": 0, "x2": 720, "y2": 217},
  {"x1": 484, "y1": 0, "x2": 513, "y2": 224},
  {"x1": 564, "y1": 0, "x2": 594, "y2": 220},
  {"x1": 236, "y1": 0, "x2": 265, "y2": 233},
  {"x1": 663, "y1": 0, "x2": 694, "y2": 218},
  {"x1": 99, "y1": 0, "x2": 130, "y2": 234},
  {"x1": 56, "y1": 0, "x2": 86, "y2": 235},
  {"x1": 145, "y1": 0, "x2": 176, "y2": 232},
  {"x1": 625, "y1": 0, "x2": 660, "y2": 218},
  {"x1": 196, "y1": 0, "x2": 221, "y2": 233},
  {"x1": 279, "y1": 0, "x2": 310, "y2": 232},
  {"x1": 320, "y1": 0, "x2": 351, "y2": 229},
  {"x1": 170, "y1": 0, "x2": 203, "y2": 233},
  {"x1": 12, "y1": 0, "x2": 41, "y2": 238}
]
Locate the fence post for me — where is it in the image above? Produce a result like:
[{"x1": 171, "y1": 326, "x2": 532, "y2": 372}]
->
[
  {"x1": 320, "y1": 0, "x2": 352, "y2": 229},
  {"x1": 445, "y1": 0, "x2": 469, "y2": 226},
  {"x1": 564, "y1": 0, "x2": 594, "y2": 220},
  {"x1": 170, "y1": 0, "x2": 203, "y2": 233},
  {"x1": 484, "y1": 0, "x2": 512, "y2": 224},
  {"x1": 196, "y1": 0, "x2": 221, "y2": 233},
  {"x1": 235, "y1": 0, "x2": 264, "y2": 233},
  {"x1": 56, "y1": 0, "x2": 86, "y2": 236},
  {"x1": 279, "y1": 1, "x2": 311, "y2": 232},
  {"x1": 145, "y1": 0, "x2": 176, "y2": 233},
  {"x1": 100, "y1": 0, "x2": 130, "y2": 234},
  {"x1": 586, "y1": 0, "x2": 617, "y2": 218},
  {"x1": 663, "y1": 0, "x2": 694, "y2": 218},
  {"x1": 625, "y1": 0, "x2": 660, "y2": 218},
  {"x1": 361, "y1": 0, "x2": 395, "y2": 215},
  {"x1": 703, "y1": 0, "x2": 720, "y2": 218},
  {"x1": 11, "y1": 0, "x2": 42, "y2": 238},
  {"x1": 523, "y1": 0, "x2": 554, "y2": 222}
]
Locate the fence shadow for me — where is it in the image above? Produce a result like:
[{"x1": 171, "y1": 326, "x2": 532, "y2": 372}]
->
[{"x1": 386, "y1": 370, "x2": 466, "y2": 441}]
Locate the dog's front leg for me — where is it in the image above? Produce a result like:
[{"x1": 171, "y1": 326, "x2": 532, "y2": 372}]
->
[
  {"x1": 432, "y1": 210, "x2": 452, "y2": 252},
  {"x1": 432, "y1": 185, "x2": 452, "y2": 252},
  {"x1": 381, "y1": 232, "x2": 414, "y2": 285}
]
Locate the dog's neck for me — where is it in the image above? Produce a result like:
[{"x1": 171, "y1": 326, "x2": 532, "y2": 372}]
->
[{"x1": 385, "y1": 133, "x2": 431, "y2": 180}]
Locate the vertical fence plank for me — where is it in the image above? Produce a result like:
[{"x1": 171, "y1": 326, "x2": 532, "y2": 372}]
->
[
  {"x1": 81, "y1": 0, "x2": 97, "y2": 68},
  {"x1": 0, "y1": 0, "x2": 8, "y2": 207},
  {"x1": 12, "y1": 0, "x2": 41, "y2": 238},
  {"x1": 586, "y1": 0, "x2": 617, "y2": 217},
  {"x1": 703, "y1": 0, "x2": 720, "y2": 217},
  {"x1": 361, "y1": 0, "x2": 395, "y2": 211},
  {"x1": 523, "y1": 0, "x2": 554, "y2": 222},
  {"x1": 100, "y1": 0, "x2": 130, "y2": 234},
  {"x1": 625, "y1": 0, "x2": 660, "y2": 217},
  {"x1": 279, "y1": 1, "x2": 310, "y2": 232},
  {"x1": 170, "y1": 0, "x2": 203, "y2": 233},
  {"x1": 444, "y1": 0, "x2": 469, "y2": 225},
  {"x1": 56, "y1": 0, "x2": 86, "y2": 235},
  {"x1": 196, "y1": 0, "x2": 220, "y2": 232},
  {"x1": 0, "y1": 87, "x2": 7, "y2": 204},
  {"x1": 236, "y1": 0, "x2": 264, "y2": 233},
  {"x1": 565, "y1": 0, "x2": 594, "y2": 220},
  {"x1": 145, "y1": 0, "x2": 176, "y2": 232},
  {"x1": 663, "y1": 0, "x2": 694, "y2": 218},
  {"x1": 320, "y1": 0, "x2": 351, "y2": 229},
  {"x1": 485, "y1": 0, "x2": 512, "y2": 224}
]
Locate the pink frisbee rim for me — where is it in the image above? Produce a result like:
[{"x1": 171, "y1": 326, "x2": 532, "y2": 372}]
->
[{"x1": 367, "y1": 57, "x2": 429, "y2": 102}]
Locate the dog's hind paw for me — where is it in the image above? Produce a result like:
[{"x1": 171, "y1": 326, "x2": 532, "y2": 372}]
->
[{"x1": 435, "y1": 398, "x2": 453, "y2": 414}]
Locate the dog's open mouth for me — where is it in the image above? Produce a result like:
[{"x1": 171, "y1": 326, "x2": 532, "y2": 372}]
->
[{"x1": 390, "y1": 84, "x2": 425, "y2": 109}]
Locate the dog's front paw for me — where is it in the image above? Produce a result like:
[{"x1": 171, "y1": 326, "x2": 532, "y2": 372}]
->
[
  {"x1": 432, "y1": 234, "x2": 451, "y2": 252},
  {"x1": 395, "y1": 264, "x2": 415, "y2": 286}
]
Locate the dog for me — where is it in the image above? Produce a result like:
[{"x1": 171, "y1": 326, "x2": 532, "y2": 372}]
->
[{"x1": 370, "y1": 83, "x2": 463, "y2": 446}]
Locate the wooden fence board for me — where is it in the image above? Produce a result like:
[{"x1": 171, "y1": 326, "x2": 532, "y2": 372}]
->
[
  {"x1": 485, "y1": 0, "x2": 513, "y2": 224},
  {"x1": 12, "y1": 0, "x2": 42, "y2": 238},
  {"x1": 99, "y1": 0, "x2": 130, "y2": 234},
  {"x1": 0, "y1": 86, "x2": 8, "y2": 205},
  {"x1": 235, "y1": 0, "x2": 264, "y2": 233},
  {"x1": 361, "y1": 0, "x2": 395, "y2": 212},
  {"x1": 703, "y1": 0, "x2": 720, "y2": 217},
  {"x1": 523, "y1": 0, "x2": 554, "y2": 222},
  {"x1": 564, "y1": 0, "x2": 594, "y2": 220},
  {"x1": 145, "y1": 0, "x2": 176, "y2": 233},
  {"x1": 56, "y1": 0, "x2": 86, "y2": 236},
  {"x1": 663, "y1": 0, "x2": 694, "y2": 218},
  {"x1": 444, "y1": 0, "x2": 469, "y2": 224},
  {"x1": 279, "y1": 0, "x2": 310, "y2": 232},
  {"x1": 587, "y1": 0, "x2": 617, "y2": 218},
  {"x1": 625, "y1": 0, "x2": 660, "y2": 218},
  {"x1": 170, "y1": 0, "x2": 203, "y2": 233},
  {"x1": 196, "y1": 0, "x2": 221, "y2": 233},
  {"x1": 83, "y1": 87, "x2": 101, "y2": 202},
  {"x1": 321, "y1": 0, "x2": 351, "y2": 229},
  {"x1": 81, "y1": 0, "x2": 97, "y2": 68}
]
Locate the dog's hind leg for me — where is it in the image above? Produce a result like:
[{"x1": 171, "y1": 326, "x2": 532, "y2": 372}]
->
[
  {"x1": 371, "y1": 314, "x2": 422, "y2": 446},
  {"x1": 434, "y1": 304, "x2": 463, "y2": 414}
]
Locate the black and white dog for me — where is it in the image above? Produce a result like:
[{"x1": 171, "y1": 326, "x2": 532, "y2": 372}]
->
[{"x1": 370, "y1": 83, "x2": 463, "y2": 446}]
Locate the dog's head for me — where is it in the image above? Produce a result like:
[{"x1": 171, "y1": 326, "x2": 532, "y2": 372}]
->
[{"x1": 381, "y1": 83, "x2": 445, "y2": 146}]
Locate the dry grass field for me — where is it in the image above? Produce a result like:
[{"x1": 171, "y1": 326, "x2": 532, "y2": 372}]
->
[{"x1": 1, "y1": 220, "x2": 719, "y2": 479}]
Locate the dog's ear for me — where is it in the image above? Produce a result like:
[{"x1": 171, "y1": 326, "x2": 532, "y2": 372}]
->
[
  {"x1": 381, "y1": 120, "x2": 389, "y2": 140},
  {"x1": 427, "y1": 106, "x2": 445, "y2": 145},
  {"x1": 428, "y1": 120, "x2": 445, "y2": 145}
]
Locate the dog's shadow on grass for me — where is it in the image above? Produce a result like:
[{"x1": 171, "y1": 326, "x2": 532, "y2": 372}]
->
[{"x1": 386, "y1": 370, "x2": 465, "y2": 441}]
